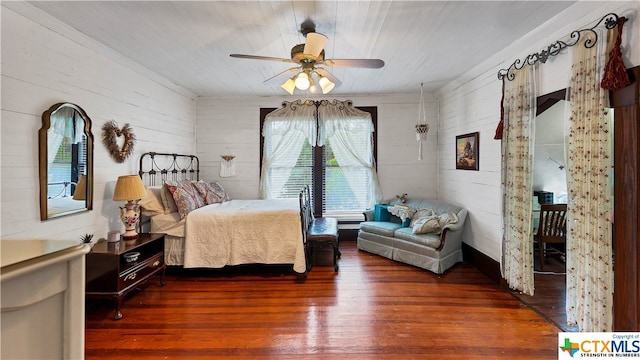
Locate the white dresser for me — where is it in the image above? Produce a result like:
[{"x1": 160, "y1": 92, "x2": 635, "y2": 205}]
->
[{"x1": 1, "y1": 240, "x2": 90, "y2": 359}]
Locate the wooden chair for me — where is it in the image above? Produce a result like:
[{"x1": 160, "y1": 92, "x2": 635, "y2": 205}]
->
[
  {"x1": 535, "y1": 203, "x2": 567, "y2": 270},
  {"x1": 299, "y1": 186, "x2": 340, "y2": 272}
]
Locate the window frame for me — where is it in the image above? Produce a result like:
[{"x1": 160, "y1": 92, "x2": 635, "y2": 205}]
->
[{"x1": 260, "y1": 105, "x2": 377, "y2": 217}]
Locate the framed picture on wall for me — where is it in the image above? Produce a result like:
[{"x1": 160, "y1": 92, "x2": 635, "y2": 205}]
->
[{"x1": 456, "y1": 132, "x2": 479, "y2": 170}]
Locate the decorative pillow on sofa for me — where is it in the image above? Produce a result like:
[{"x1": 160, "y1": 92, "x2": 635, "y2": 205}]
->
[
  {"x1": 138, "y1": 186, "x2": 164, "y2": 217},
  {"x1": 437, "y1": 212, "x2": 459, "y2": 228},
  {"x1": 412, "y1": 212, "x2": 459, "y2": 235},
  {"x1": 410, "y1": 208, "x2": 435, "y2": 227},
  {"x1": 412, "y1": 216, "x2": 441, "y2": 234},
  {"x1": 373, "y1": 204, "x2": 391, "y2": 221}
]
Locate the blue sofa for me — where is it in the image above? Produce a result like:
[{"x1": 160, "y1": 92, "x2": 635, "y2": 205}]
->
[{"x1": 357, "y1": 198, "x2": 467, "y2": 274}]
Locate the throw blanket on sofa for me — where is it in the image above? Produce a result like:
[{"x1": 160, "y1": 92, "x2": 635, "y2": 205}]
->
[{"x1": 183, "y1": 199, "x2": 306, "y2": 273}]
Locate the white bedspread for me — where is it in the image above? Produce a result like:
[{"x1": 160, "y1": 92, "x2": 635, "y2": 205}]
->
[{"x1": 183, "y1": 199, "x2": 306, "y2": 273}]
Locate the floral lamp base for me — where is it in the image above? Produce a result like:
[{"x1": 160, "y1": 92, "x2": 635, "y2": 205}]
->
[{"x1": 120, "y1": 201, "x2": 140, "y2": 241}]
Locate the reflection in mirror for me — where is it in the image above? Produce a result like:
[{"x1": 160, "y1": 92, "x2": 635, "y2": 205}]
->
[
  {"x1": 39, "y1": 103, "x2": 94, "y2": 220},
  {"x1": 533, "y1": 98, "x2": 569, "y2": 204}
]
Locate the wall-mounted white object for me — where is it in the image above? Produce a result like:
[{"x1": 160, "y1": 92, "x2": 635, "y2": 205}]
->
[{"x1": 220, "y1": 148, "x2": 236, "y2": 178}]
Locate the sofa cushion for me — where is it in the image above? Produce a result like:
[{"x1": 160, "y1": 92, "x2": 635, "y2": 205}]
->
[
  {"x1": 394, "y1": 227, "x2": 442, "y2": 249},
  {"x1": 359, "y1": 221, "x2": 402, "y2": 237}
]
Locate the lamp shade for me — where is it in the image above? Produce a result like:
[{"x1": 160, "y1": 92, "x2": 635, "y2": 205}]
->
[
  {"x1": 294, "y1": 72, "x2": 310, "y2": 90},
  {"x1": 303, "y1": 32, "x2": 328, "y2": 58},
  {"x1": 72, "y1": 175, "x2": 87, "y2": 200},
  {"x1": 319, "y1": 76, "x2": 335, "y2": 94},
  {"x1": 281, "y1": 78, "x2": 296, "y2": 95},
  {"x1": 113, "y1": 175, "x2": 146, "y2": 201}
]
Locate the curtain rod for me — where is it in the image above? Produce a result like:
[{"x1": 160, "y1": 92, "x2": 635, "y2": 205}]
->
[
  {"x1": 280, "y1": 99, "x2": 355, "y2": 108},
  {"x1": 497, "y1": 13, "x2": 622, "y2": 81}
]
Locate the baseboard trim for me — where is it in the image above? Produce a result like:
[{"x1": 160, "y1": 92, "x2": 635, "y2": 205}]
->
[{"x1": 462, "y1": 243, "x2": 501, "y2": 284}]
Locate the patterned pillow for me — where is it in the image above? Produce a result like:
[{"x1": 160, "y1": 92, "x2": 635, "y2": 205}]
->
[
  {"x1": 208, "y1": 181, "x2": 231, "y2": 201},
  {"x1": 168, "y1": 180, "x2": 206, "y2": 219},
  {"x1": 193, "y1": 181, "x2": 223, "y2": 205}
]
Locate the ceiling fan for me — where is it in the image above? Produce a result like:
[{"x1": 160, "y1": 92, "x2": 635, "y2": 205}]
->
[{"x1": 230, "y1": 20, "x2": 385, "y2": 95}]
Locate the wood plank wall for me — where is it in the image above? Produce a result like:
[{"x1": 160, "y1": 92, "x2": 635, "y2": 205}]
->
[
  {"x1": 195, "y1": 94, "x2": 439, "y2": 201},
  {"x1": 1, "y1": 3, "x2": 197, "y2": 240}
]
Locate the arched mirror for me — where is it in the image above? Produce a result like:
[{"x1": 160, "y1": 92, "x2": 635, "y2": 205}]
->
[{"x1": 39, "y1": 103, "x2": 94, "y2": 220}]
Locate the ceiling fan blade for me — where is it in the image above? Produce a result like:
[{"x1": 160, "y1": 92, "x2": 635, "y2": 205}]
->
[
  {"x1": 322, "y1": 58, "x2": 385, "y2": 69},
  {"x1": 230, "y1": 54, "x2": 293, "y2": 63},
  {"x1": 303, "y1": 32, "x2": 328, "y2": 58},
  {"x1": 263, "y1": 67, "x2": 299, "y2": 85},
  {"x1": 314, "y1": 68, "x2": 341, "y2": 86}
]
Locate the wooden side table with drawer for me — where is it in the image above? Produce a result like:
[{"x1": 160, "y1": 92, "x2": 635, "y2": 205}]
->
[{"x1": 86, "y1": 232, "x2": 166, "y2": 320}]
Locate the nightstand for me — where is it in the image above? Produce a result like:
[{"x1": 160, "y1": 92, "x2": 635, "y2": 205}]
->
[{"x1": 86, "y1": 233, "x2": 166, "y2": 320}]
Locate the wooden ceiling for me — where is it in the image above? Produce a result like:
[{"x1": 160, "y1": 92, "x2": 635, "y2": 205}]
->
[{"x1": 28, "y1": 1, "x2": 576, "y2": 97}]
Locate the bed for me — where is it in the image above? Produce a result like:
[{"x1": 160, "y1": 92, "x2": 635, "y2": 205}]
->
[{"x1": 138, "y1": 152, "x2": 306, "y2": 273}]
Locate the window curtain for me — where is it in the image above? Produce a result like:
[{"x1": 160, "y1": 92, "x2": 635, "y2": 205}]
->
[
  {"x1": 47, "y1": 107, "x2": 83, "y2": 164},
  {"x1": 565, "y1": 29, "x2": 613, "y2": 332},
  {"x1": 500, "y1": 64, "x2": 537, "y2": 296},
  {"x1": 259, "y1": 100, "x2": 316, "y2": 199},
  {"x1": 318, "y1": 100, "x2": 383, "y2": 210}
]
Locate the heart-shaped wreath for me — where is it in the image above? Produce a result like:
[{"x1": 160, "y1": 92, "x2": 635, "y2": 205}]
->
[{"x1": 102, "y1": 120, "x2": 136, "y2": 163}]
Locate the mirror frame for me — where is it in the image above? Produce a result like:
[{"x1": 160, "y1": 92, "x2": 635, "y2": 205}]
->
[{"x1": 39, "y1": 102, "x2": 94, "y2": 220}]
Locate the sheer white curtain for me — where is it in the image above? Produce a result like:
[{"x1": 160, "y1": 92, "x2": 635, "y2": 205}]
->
[
  {"x1": 565, "y1": 29, "x2": 613, "y2": 332},
  {"x1": 501, "y1": 64, "x2": 537, "y2": 296},
  {"x1": 318, "y1": 100, "x2": 382, "y2": 210},
  {"x1": 48, "y1": 107, "x2": 83, "y2": 164},
  {"x1": 259, "y1": 100, "x2": 316, "y2": 199}
]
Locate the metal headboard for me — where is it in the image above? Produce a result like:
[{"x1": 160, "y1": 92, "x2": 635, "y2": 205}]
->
[{"x1": 138, "y1": 152, "x2": 200, "y2": 186}]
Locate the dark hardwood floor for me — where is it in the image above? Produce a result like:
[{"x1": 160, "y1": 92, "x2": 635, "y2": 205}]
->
[
  {"x1": 85, "y1": 241, "x2": 562, "y2": 359},
  {"x1": 510, "y1": 249, "x2": 579, "y2": 332}
]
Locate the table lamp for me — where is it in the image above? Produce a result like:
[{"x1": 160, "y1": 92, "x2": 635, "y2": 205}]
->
[
  {"x1": 72, "y1": 175, "x2": 87, "y2": 200},
  {"x1": 113, "y1": 175, "x2": 147, "y2": 241}
]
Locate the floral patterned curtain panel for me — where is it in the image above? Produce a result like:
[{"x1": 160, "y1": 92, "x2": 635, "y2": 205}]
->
[
  {"x1": 500, "y1": 64, "x2": 537, "y2": 296},
  {"x1": 565, "y1": 29, "x2": 613, "y2": 332}
]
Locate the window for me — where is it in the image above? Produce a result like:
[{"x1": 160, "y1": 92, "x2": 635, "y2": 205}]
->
[
  {"x1": 260, "y1": 102, "x2": 378, "y2": 219},
  {"x1": 49, "y1": 134, "x2": 87, "y2": 198}
]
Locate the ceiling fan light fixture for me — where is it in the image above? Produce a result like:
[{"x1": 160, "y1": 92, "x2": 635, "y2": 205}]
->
[
  {"x1": 303, "y1": 32, "x2": 328, "y2": 58},
  {"x1": 294, "y1": 72, "x2": 310, "y2": 90},
  {"x1": 281, "y1": 78, "x2": 296, "y2": 94},
  {"x1": 318, "y1": 76, "x2": 335, "y2": 94}
]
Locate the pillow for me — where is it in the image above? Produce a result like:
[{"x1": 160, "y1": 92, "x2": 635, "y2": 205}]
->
[
  {"x1": 411, "y1": 212, "x2": 460, "y2": 235},
  {"x1": 208, "y1": 181, "x2": 231, "y2": 201},
  {"x1": 169, "y1": 180, "x2": 205, "y2": 219},
  {"x1": 161, "y1": 181, "x2": 179, "y2": 214},
  {"x1": 412, "y1": 216, "x2": 441, "y2": 234},
  {"x1": 373, "y1": 204, "x2": 391, "y2": 221},
  {"x1": 437, "y1": 212, "x2": 459, "y2": 228},
  {"x1": 193, "y1": 181, "x2": 224, "y2": 205},
  {"x1": 410, "y1": 208, "x2": 435, "y2": 227},
  {"x1": 138, "y1": 186, "x2": 164, "y2": 217}
]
